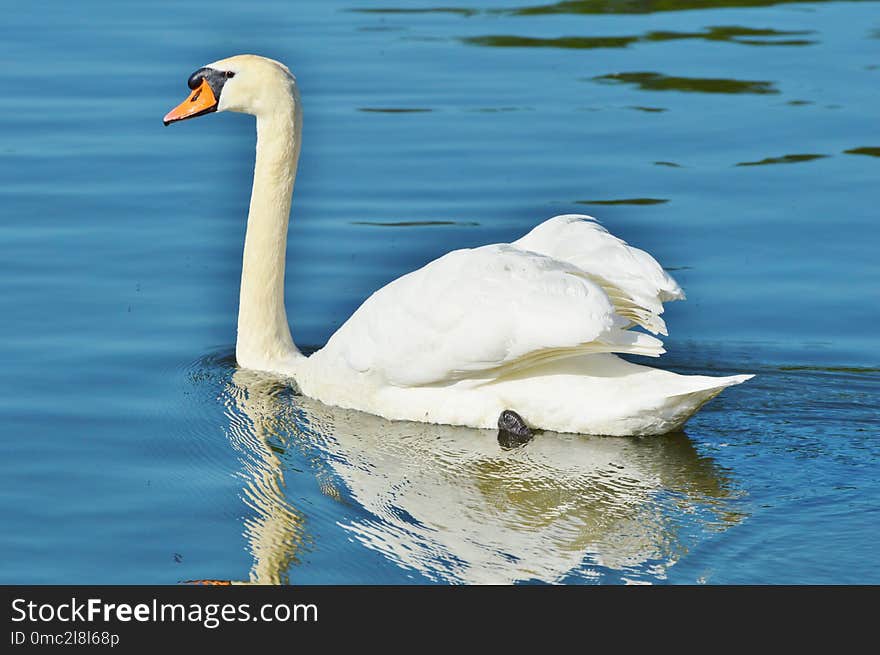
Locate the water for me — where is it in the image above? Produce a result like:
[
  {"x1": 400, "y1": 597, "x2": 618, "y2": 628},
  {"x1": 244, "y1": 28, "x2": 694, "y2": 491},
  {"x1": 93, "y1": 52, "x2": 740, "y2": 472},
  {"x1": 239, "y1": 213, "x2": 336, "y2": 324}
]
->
[{"x1": 1, "y1": 0, "x2": 878, "y2": 584}]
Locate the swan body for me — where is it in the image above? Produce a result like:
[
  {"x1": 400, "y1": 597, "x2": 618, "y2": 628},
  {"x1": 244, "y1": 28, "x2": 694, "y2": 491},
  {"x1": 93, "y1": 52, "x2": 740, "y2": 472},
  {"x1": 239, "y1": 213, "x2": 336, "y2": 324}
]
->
[{"x1": 164, "y1": 54, "x2": 751, "y2": 437}]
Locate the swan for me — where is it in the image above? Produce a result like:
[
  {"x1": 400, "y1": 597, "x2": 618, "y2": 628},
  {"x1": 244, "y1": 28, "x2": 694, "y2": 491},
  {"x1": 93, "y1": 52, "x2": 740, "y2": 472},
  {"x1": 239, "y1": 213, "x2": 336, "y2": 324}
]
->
[{"x1": 163, "y1": 54, "x2": 752, "y2": 437}]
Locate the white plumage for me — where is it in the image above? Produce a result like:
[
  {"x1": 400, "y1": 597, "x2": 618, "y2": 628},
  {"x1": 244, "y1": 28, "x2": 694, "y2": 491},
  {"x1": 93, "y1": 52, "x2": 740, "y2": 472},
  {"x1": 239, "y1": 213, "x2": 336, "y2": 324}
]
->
[
  {"x1": 321, "y1": 235, "x2": 664, "y2": 388},
  {"x1": 166, "y1": 55, "x2": 752, "y2": 437}
]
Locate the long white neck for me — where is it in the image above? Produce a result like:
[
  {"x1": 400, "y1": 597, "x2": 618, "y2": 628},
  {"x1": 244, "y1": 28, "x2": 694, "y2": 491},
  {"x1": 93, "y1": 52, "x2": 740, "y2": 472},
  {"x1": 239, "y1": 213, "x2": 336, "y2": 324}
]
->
[{"x1": 235, "y1": 88, "x2": 304, "y2": 372}]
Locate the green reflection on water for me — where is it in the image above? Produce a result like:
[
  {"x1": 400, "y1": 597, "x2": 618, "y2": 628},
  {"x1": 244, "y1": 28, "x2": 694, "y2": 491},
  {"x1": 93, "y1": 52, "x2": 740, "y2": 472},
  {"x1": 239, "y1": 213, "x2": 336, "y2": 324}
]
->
[
  {"x1": 463, "y1": 26, "x2": 814, "y2": 49},
  {"x1": 351, "y1": 0, "x2": 862, "y2": 17},
  {"x1": 351, "y1": 220, "x2": 481, "y2": 227},
  {"x1": 465, "y1": 34, "x2": 638, "y2": 48},
  {"x1": 736, "y1": 153, "x2": 829, "y2": 166},
  {"x1": 349, "y1": 6, "x2": 479, "y2": 15},
  {"x1": 592, "y1": 71, "x2": 779, "y2": 94},
  {"x1": 505, "y1": 0, "x2": 864, "y2": 16},
  {"x1": 577, "y1": 198, "x2": 669, "y2": 205},
  {"x1": 358, "y1": 107, "x2": 433, "y2": 113},
  {"x1": 844, "y1": 146, "x2": 880, "y2": 157},
  {"x1": 779, "y1": 365, "x2": 880, "y2": 374}
]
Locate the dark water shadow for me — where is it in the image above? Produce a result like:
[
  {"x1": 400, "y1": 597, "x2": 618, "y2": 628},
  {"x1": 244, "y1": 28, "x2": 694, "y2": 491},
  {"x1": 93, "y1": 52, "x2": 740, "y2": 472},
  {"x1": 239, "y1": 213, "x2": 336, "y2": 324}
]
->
[
  {"x1": 351, "y1": 220, "x2": 480, "y2": 227},
  {"x1": 577, "y1": 198, "x2": 669, "y2": 205},
  {"x1": 844, "y1": 146, "x2": 880, "y2": 157},
  {"x1": 591, "y1": 71, "x2": 779, "y2": 94},
  {"x1": 736, "y1": 153, "x2": 829, "y2": 166},
  {"x1": 501, "y1": 0, "x2": 859, "y2": 16},
  {"x1": 348, "y1": 1, "x2": 855, "y2": 16},
  {"x1": 358, "y1": 107, "x2": 433, "y2": 113},
  {"x1": 463, "y1": 26, "x2": 815, "y2": 50},
  {"x1": 348, "y1": 6, "x2": 479, "y2": 16},
  {"x1": 778, "y1": 365, "x2": 880, "y2": 374}
]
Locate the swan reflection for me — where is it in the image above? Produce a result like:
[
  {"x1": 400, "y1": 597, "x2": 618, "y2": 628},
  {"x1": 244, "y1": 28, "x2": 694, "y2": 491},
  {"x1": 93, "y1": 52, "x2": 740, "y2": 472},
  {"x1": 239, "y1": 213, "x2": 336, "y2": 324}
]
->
[{"x1": 220, "y1": 367, "x2": 744, "y2": 584}]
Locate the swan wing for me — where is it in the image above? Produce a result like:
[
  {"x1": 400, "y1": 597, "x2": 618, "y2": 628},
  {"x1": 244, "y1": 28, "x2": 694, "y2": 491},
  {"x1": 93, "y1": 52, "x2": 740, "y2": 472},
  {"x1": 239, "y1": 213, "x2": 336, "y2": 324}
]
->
[
  {"x1": 319, "y1": 243, "x2": 664, "y2": 387},
  {"x1": 514, "y1": 215, "x2": 684, "y2": 336}
]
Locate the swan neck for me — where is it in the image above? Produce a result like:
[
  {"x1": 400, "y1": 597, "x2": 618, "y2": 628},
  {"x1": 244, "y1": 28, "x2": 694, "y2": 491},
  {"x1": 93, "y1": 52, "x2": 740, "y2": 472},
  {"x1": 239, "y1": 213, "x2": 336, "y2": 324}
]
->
[{"x1": 236, "y1": 93, "x2": 303, "y2": 371}]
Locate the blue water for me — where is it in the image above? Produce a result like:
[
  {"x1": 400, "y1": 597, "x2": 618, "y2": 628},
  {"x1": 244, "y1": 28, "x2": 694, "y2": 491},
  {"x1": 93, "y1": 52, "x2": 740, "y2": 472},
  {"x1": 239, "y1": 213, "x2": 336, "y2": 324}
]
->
[{"x1": 1, "y1": 0, "x2": 878, "y2": 584}]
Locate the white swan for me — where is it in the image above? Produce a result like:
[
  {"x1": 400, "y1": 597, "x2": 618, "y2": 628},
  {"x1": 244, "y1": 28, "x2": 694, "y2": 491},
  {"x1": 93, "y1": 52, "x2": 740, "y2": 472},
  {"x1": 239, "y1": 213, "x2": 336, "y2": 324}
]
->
[{"x1": 164, "y1": 54, "x2": 752, "y2": 437}]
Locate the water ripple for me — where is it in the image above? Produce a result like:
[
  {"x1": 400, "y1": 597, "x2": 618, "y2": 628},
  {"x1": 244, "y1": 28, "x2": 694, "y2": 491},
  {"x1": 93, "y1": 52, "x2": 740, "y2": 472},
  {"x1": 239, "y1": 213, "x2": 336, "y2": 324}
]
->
[{"x1": 591, "y1": 71, "x2": 780, "y2": 94}]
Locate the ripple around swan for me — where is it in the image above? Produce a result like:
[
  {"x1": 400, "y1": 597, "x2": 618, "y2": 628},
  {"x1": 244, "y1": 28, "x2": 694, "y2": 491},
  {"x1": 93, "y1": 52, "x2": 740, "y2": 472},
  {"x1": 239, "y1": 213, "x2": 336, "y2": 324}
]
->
[{"x1": 171, "y1": 351, "x2": 756, "y2": 584}]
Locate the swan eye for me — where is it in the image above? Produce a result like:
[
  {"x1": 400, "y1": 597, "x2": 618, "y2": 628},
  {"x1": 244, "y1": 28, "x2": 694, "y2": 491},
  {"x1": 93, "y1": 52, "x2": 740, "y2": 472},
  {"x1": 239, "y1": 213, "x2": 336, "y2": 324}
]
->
[{"x1": 225, "y1": 71, "x2": 235, "y2": 79}]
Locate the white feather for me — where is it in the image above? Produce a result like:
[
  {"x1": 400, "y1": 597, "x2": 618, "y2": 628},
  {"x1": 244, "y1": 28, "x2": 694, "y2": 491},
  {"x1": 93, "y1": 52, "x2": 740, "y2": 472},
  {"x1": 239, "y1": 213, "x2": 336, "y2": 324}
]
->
[{"x1": 515, "y1": 214, "x2": 684, "y2": 335}]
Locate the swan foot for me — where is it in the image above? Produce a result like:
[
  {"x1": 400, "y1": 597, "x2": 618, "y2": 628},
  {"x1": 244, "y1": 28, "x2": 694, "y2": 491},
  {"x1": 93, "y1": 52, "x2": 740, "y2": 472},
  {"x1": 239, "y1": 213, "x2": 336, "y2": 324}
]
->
[{"x1": 497, "y1": 410, "x2": 534, "y2": 449}]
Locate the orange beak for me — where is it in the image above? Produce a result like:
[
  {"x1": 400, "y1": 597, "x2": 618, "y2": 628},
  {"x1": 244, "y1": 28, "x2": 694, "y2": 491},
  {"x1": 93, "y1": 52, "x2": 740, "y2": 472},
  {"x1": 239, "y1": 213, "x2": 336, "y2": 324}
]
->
[{"x1": 163, "y1": 79, "x2": 218, "y2": 126}]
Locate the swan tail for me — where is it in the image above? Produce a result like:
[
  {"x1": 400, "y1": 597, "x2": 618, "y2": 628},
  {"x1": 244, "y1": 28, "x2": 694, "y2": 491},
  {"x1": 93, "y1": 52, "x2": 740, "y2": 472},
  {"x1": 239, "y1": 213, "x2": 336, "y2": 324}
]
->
[{"x1": 646, "y1": 373, "x2": 754, "y2": 434}]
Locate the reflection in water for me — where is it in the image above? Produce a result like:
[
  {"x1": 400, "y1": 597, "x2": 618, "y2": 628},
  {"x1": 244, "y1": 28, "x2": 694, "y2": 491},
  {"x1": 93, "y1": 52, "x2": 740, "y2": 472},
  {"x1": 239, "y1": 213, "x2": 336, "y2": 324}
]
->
[
  {"x1": 577, "y1": 198, "x2": 668, "y2": 205},
  {"x1": 351, "y1": 220, "x2": 480, "y2": 227},
  {"x1": 358, "y1": 107, "x2": 433, "y2": 113},
  {"x1": 216, "y1": 362, "x2": 746, "y2": 584},
  {"x1": 736, "y1": 153, "x2": 829, "y2": 166},
  {"x1": 351, "y1": 0, "x2": 845, "y2": 17},
  {"x1": 592, "y1": 71, "x2": 778, "y2": 94},
  {"x1": 350, "y1": 6, "x2": 479, "y2": 16},
  {"x1": 221, "y1": 370, "x2": 306, "y2": 584},
  {"x1": 777, "y1": 365, "x2": 880, "y2": 374},
  {"x1": 465, "y1": 34, "x2": 639, "y2": 49},
  {"x1": 463, "y1": 26, "x2": 814, "y2": 50},
  {"x1": 503, "y1": 0, "x2": 847, "y2": 16},
  {"x1": 844, "y1": 146, "x2": 880, "y2": 158}
]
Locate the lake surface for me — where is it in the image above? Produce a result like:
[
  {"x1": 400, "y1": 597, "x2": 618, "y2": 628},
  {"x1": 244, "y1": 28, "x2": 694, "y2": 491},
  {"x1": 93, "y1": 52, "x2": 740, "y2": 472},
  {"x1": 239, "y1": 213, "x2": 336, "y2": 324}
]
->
[{"x1": 1, "y1": 0, "x2": 878, "y2": 584}]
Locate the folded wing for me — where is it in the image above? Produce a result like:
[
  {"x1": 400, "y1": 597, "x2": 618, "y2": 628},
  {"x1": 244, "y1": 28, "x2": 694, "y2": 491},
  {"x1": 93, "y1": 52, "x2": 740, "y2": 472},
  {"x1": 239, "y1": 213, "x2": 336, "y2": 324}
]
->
[
  {"x1": 514, "y1": 214, "x2": 684, "y2": 336},
  {"x1": 319, "y1": 239, "x2": 666, "y2": 387}
]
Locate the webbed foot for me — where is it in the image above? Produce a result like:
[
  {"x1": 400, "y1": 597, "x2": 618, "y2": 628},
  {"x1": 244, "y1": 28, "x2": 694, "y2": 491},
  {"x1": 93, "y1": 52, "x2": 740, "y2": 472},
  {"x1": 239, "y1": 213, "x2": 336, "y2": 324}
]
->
[{"x1": 497, "y1": 409, "x2": 534, "y2": 449}]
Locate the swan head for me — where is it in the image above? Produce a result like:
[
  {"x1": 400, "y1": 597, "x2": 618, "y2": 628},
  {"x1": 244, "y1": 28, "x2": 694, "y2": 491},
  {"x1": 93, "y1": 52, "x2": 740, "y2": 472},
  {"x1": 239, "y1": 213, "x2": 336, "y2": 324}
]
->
[{"x1": 164, "y1": 54, "x2": 296, "y2": 126}]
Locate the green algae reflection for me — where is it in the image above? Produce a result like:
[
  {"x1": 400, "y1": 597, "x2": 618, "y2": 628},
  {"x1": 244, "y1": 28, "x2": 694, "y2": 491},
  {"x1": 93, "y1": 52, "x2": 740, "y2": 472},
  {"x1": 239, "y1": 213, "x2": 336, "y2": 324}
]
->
[
  {"x1": 504, "y1": 0, "x2": 867, "y2": 16},
  {"x1": 844, "y1": 147, "x2": 880, "y2": 157},
  {"x1": 463, "y1": 26, "x2": 815, "y2": 49},
  {"x1": 351, "y1": 1, "x2": 864, "y2": 16},
  {"x1": 736, "y1": 153, "x2": 829, "y2": 166},
  {"x1": 577, "y1": 198, "x2": 669, "y2": 205},
  {"x1": 592, "y1": 71, "x2": 779, "y2": 94}
]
